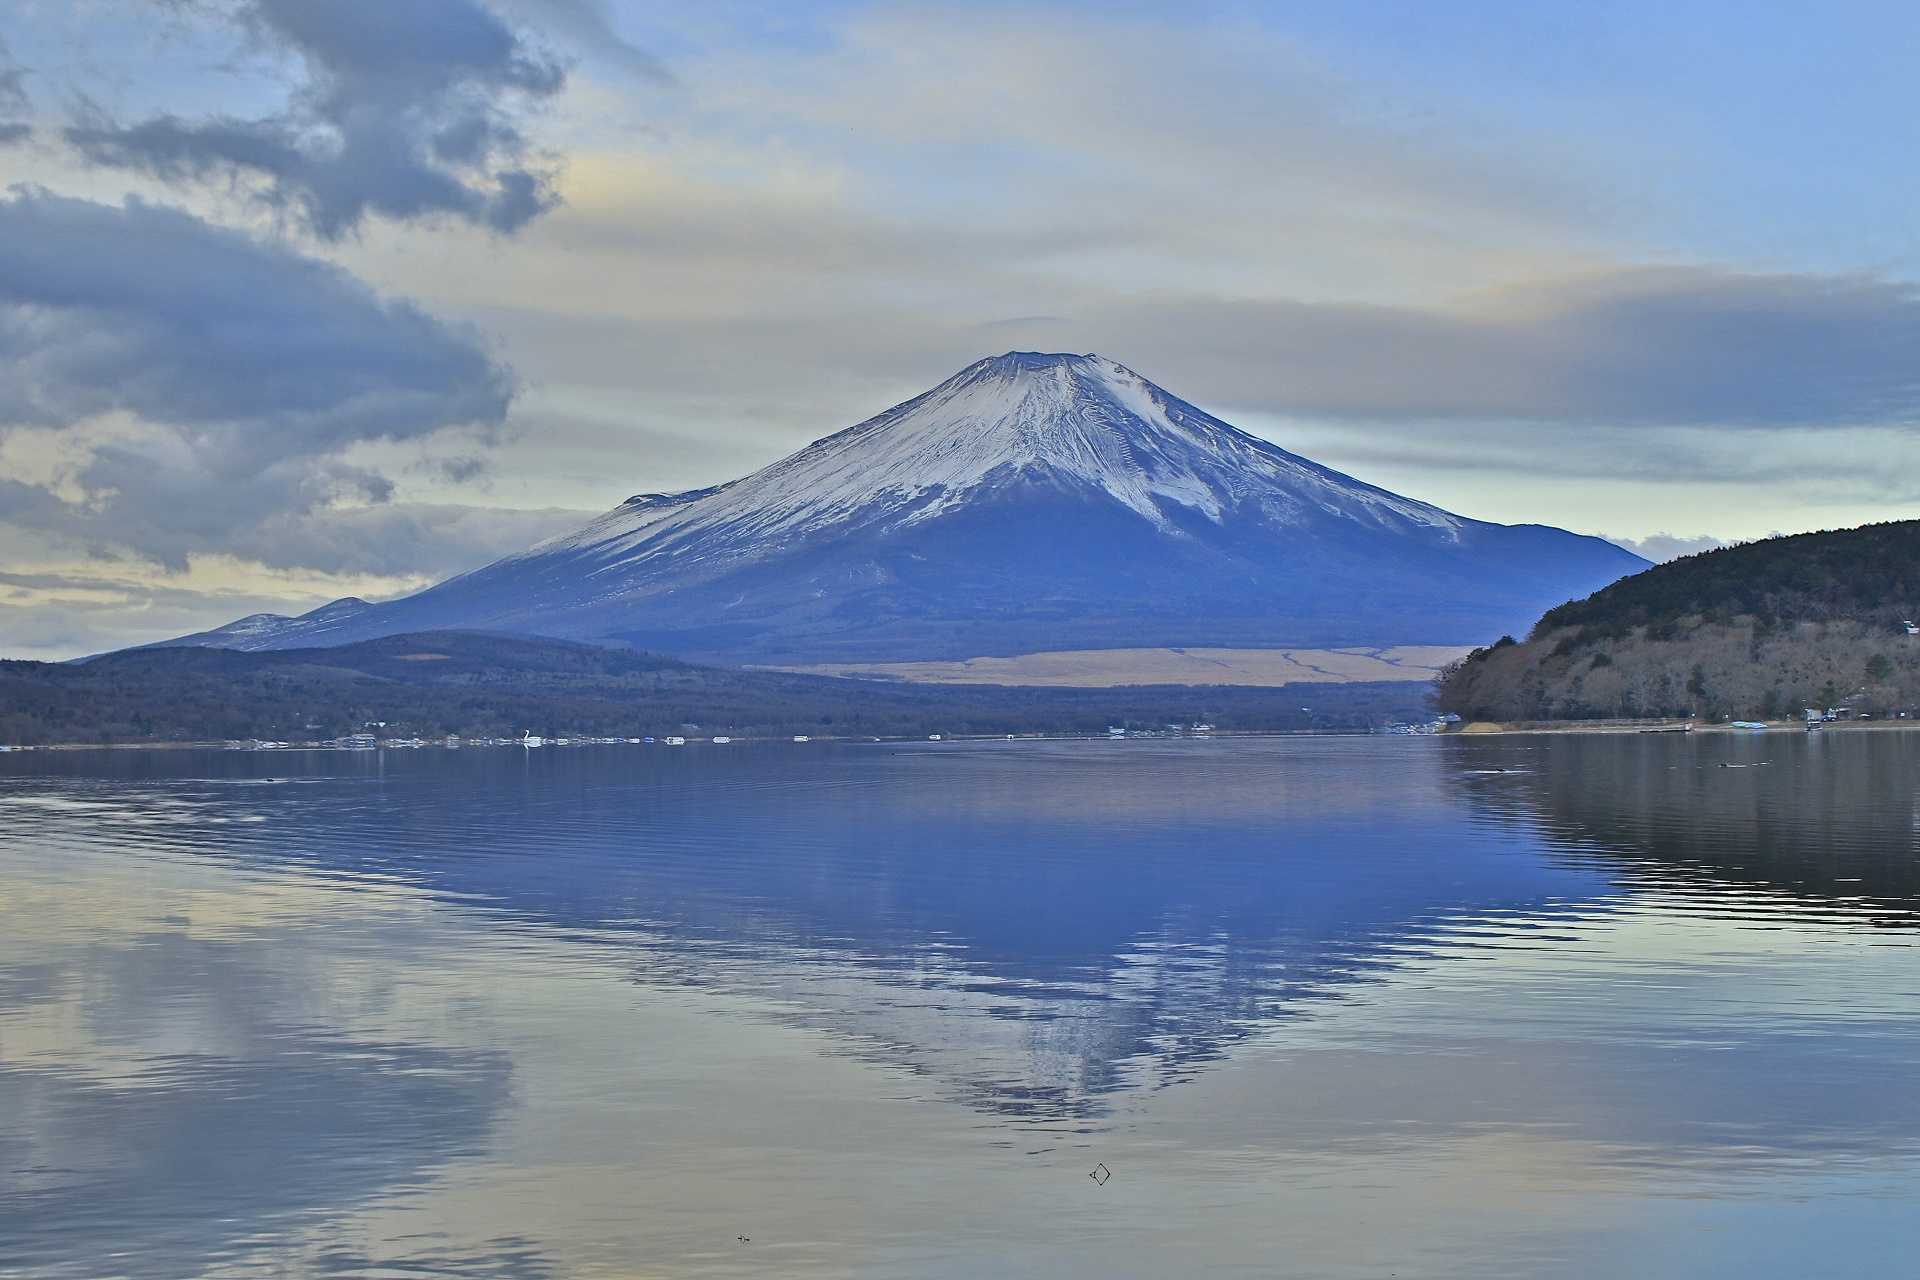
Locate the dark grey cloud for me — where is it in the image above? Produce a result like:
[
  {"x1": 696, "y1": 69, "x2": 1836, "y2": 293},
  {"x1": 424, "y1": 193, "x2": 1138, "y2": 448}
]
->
[
  {"x1": 0, "y1": 190, "x2": 515, "y2": 566},
  {"x1": 67, "y1": 0, "x2": 566, "y2": 238},
  {"x1": 1069, "y1": 267, "x2": 1920, "y2": 429}
]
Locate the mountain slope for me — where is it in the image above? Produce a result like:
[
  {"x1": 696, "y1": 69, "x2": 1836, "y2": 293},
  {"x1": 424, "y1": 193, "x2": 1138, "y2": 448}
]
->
[
  {"x1": 1436, "y1": 521, "x2": 1920, "y2": 721},
  {"x1": 163, "y1": 353, "x2": 1646, "y2": 662}
]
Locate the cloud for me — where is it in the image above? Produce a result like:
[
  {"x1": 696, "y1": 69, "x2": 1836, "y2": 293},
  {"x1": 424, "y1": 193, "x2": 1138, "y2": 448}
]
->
[
  {"x1": 0, "y1": 190, "x2": 516, "y2": 568},
  {"x1": 1064, "y1": 267, "x2": 1920, "y2": 429},
  {"x1": 1602, "y1": 533, "x2": 1731, "y2": 563},
  {"x1": 233, "y1": 500, "x2": 592, "y2": 578},
  {"x1": 423, "y1": 9, "x2": 1920, "y2": 491},
  {"x1": 666, "y1": 7, "x2": 1600, "y2": 298},
  {"x1": 66, "y1": 0, "x2": 567, "y2": 238}
]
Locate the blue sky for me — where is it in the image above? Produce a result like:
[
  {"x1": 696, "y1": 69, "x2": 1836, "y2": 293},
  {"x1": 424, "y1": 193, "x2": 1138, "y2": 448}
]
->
[{"x1": 1, "y1": 0, "x2": 1919, "y2": 655}]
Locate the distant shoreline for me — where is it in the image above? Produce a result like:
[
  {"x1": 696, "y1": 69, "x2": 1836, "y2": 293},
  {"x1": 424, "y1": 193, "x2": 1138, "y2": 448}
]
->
[
  {"x1": 1447, "y1": 719, "x2": 1920, "y2": 736},
  {"x1": 17, "y1": 721, "x2": 1920, "y2": 751},
  {"x1": 0, "y1": 727, "x2": 1400, "y2": 752}
]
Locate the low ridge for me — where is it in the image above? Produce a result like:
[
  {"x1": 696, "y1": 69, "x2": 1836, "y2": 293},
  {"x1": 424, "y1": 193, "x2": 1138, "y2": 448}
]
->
[{"x1": 3, "y1": 630, "x2": 1428, "y2": 743}]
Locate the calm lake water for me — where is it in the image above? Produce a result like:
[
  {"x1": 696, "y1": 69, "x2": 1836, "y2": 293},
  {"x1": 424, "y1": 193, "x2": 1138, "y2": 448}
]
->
[{"x1": 5, "y1": 733, "x2": 1920, "y2": 1279}]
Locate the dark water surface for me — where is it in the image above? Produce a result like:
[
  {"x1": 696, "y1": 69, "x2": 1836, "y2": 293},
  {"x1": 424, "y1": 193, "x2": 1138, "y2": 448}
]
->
[{"x1": 3, "y1": 734, "x2": 1919, "y2": 1278}]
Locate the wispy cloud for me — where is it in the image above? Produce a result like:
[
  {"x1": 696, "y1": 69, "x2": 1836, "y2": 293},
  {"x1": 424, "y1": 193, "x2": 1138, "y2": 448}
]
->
[
  {"x1": 494, "y1": 0, "x2": 669, "y2": 84},
  {"x1": 0, "y1": 35, "x2": 30, "y2": 145},
  {"x1": 1069, "y1": 267, "x2": 1920, "y2": 428},
  {"x1": 0, "y1": 500, "x2": 588, "y2": 658}
]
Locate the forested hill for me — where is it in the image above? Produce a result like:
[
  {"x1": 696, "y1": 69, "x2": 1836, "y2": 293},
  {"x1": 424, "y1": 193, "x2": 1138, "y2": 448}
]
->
[
  {"x1": 1537, "y1": 520, "x2": 1920, "y2": 636},
  {"x1": 0, "y1": 630, "x2": 1426, "y2": 745},
  {"x1": 1437, "y1": 521, "x2": 1920, "y2": 723}
]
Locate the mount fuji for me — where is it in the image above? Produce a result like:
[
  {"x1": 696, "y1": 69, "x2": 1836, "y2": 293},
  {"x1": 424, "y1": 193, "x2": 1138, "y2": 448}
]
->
[{"x1": 163, "y1": 353, "x2": 1646, "y2": 662}]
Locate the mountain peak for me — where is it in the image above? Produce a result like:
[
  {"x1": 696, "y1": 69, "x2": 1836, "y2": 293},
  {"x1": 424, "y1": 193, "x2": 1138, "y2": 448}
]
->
[
  {"x1": 951, "y1": 350, "x2": 1144, "y2": 403},
  {"x1": 972, "y1": 350, "x2": 1103, "y2": 375},
  {"x1": 527, "y1": 349, "x2": 1463, "y2": 568}
]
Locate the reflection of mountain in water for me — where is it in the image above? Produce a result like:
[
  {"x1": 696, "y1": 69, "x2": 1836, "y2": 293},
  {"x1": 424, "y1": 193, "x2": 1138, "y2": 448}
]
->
[
  {"x1": 9, "y1": 742, "x2": 1617, "y2": 1121},
  {"x1": 1443, "y1": 732, "x2": 1920, "y2": 921}
]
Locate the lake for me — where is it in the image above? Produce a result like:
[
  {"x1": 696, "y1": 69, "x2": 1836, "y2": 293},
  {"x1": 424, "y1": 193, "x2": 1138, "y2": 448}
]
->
[{"x1": 4, "y1": 733, "x2": 1919, "y2": 1278}]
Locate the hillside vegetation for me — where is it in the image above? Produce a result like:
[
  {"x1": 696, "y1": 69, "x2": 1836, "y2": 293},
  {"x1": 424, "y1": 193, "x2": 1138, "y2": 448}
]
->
[
  {"x1": 0, "y1": 631, "x2": 1428, "y2": 745},
  {"x1": 1436, "y1": 521, "x2": 1920, "y2": 721}
]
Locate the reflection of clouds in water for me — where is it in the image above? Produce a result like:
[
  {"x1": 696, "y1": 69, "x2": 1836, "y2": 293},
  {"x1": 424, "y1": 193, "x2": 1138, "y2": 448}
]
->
[
  {"x1": 1277, "y1": 903, "x2": 1920, "y2": 1168},
  {"x1": 0, "y1": 881, "x2": 521, "y2": 1280},
  {"x1": 0, "y1": 790, "x2": 260, "y2": 829},
  {"x1": 1431, "y1": 735, "x2": 1920, "y2": 1167},
  {"x1": 301, "y1": 1236, "x2": 556, "y2": 1279},
  {"x1": 2, "y1": 1032, "x2": 507, "y2": 1277}
]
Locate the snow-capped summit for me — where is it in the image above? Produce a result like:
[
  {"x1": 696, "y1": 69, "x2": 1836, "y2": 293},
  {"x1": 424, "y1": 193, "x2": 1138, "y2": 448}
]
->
[
  {"x1": 156, "y1": 353, "x2": 1646, "y2": 661},
  {"x1": 540, "y1": 352, "x2": 1459, "y2": 565}
]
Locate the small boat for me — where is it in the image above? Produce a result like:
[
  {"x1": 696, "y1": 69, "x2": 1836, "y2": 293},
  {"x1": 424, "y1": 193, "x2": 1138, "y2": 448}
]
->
[
  {"x1": 1640, "y1": 723, "x2": 1693, "y2": 734},
  {"x1": 1731, "y1": 721, "x2": 1769, "y2": 731}
]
